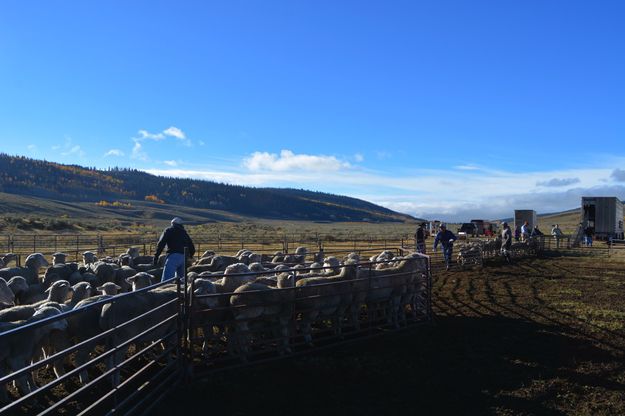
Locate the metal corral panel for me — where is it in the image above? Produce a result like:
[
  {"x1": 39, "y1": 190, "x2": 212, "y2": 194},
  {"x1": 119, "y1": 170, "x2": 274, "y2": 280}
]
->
[
  {"x1": 514, "y1": 210, "x2": 537, "y2": 230},
  {"x1": 581, "y1": 197, "x2": 624, "y2": 239}
]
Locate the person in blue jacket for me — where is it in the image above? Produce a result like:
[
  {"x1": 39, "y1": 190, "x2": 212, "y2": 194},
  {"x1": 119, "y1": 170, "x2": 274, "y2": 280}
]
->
[{"x1": 433, "y1": 223, "x2": 457, "y2": 271}]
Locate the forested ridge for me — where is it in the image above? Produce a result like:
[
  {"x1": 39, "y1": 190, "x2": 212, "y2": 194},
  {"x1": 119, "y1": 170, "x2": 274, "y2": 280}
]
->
[{"x1": 0, "y1": 154, "x2": 414, "y2": 222}]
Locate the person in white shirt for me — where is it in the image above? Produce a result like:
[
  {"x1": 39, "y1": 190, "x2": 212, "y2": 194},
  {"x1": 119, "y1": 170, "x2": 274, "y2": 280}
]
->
[
  {"x1": 520, "y1": 221, "x2": 531, "y2": 242},
  {"x1": 551, "y1": 224, "x2": 563, "y2": 248}
]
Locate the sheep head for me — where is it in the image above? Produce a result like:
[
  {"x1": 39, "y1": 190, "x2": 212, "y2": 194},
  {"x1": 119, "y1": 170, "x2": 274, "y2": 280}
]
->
[
  {"x1": 45, "y1": 280, "x2": 73, "y2": 303},
  {"x1": 125, "y1": 247, "x2": 141, "y2": 259},
  {"x1": 82, "y1": 251, "x2": 97, "y2": 264},
  {"x1": 25, "y1": 253, "x2": 49, "y2": 270},
  {"x1": 71, "y1": 282, "x2": 92, "y2": 303},
  {"x1": 97, "y1": 282, "x2": 122, "y2": 295},
  {"x1": 277, "y1": 273, "x2": 295, "y2": 289},
  {"x1": 52, "y1": 252, "x2": 68, "y2": 265},
  {"x1": 126, "y1": 272, "x2": 153, "y2": 291}
]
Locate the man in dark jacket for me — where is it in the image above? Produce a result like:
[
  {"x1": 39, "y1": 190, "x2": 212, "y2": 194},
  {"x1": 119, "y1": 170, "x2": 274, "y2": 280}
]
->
[
  {"x1": 415, "y1": 222, "x2": 427, "y2": 254},
  {"x1": 154, "y1": 217, "x2": 195, "y2": 282},
  {"x1": 433, "y1": 223, "x2": 456, "y2": 270}
]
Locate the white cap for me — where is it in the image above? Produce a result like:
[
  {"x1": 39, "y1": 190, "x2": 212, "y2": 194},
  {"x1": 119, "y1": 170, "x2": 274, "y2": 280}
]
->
[{"x1": 171, "y1": 217, "x2": 183, "y2": 225}]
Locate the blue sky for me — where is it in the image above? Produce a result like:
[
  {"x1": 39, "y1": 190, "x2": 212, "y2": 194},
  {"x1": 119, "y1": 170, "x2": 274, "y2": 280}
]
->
[{"x1": 1, "y1": 1, "x2": 624, "y2": 221}]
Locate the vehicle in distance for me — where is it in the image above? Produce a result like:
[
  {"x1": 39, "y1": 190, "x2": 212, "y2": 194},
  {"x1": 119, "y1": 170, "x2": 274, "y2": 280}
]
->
[{"x1": 457, "y1": 222, "x2": 477, "y2": 239}]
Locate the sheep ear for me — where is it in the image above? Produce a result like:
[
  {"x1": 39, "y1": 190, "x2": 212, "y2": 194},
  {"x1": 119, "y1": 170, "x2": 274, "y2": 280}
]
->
[
  {"x1": 114, "y1": 284, "x2": 121, "y2": 290},
  {"x1": 96, "y1": 286, "x2": 104, "y2": 291},
  {"x1": 126, "y1": 276, "x2": 135, "y2": 284},
  {"x1": 45, "y1": 286, "x2": 51, "y2": 293}
]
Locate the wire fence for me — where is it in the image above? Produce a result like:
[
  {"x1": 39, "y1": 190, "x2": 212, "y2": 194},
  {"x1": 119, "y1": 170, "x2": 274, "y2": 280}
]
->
[{"x1": 1, "y1": 232, "x2": 415, "y2": 265}]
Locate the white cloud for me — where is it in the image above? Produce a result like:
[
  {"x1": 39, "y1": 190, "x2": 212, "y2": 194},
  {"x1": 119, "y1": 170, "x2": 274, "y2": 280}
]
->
[
  {"x1": 104, "y1": 149, "x2": 124, "y2": 157},
  {"x1": 143, "y1": 156, "x2": 625, "y2": 222},
  {"x1": 198, "y1": 140, "x2": 205, "y2": 146},
  {"x1": 163, "y1": 126, "x2": 186, "y2": 140},
  {"x1": 354, "y1": 153, "x2": 364, "y2": 162},
  {"x1": 243, "y1": 150, "x2": 350, "y2": 172},
  {"x1": 27, "y1": 144, "x2": 37, "y2": 153},
  {"x1": 454, "y1": 164, "x2": 480, "y2": 171},
  {"x1": 131, "y1": 126, "x2": 191, "y2": 158},
  {"x1": 164, "y1": 160, "x2": 178, "y2": 167},
  {"x1": 137, "y1": 129, "x2": 165, "y2": 141},
  {"x1": 58, "y1": 137, "x2": 86, "y2": 158},
  {"x1": 131, "y1": 139, "x2": 147, "y2": 161},
  {"x1": 61, "y1": 145, "x2": 85, "y2": 157}
]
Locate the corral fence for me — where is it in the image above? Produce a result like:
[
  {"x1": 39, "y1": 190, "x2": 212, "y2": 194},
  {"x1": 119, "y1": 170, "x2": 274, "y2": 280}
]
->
[
  {"x1": 0, "y1": 247, "x2": 432, "y2": 415},
  {"x1": 421, "y1": 234, "x2": 625, "y2": 273},
  {"x1": 1, "y1": 233, "x2": 416, "y2": 265}
]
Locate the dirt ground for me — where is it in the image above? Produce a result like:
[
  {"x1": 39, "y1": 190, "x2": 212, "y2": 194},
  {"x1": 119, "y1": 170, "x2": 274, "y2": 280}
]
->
[{"x1": 155, "y1": 251, "x2": 625, "y2": 416}]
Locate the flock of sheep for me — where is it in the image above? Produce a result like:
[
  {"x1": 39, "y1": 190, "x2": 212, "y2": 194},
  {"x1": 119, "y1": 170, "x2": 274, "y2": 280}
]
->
[
  {"x1": 455, "y1": 238, "x2": 543, "y2": 266},
  {"x1": 0, "y1": 246, "x2": 430, "y2": 405}
]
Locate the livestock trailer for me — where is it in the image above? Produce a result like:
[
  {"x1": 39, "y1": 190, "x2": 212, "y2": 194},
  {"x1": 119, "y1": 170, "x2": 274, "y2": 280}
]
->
[
  {"x1": 581, "y1": 197, "x2": 624, "y2": 240},
  {"x1": 514, "y1": 210, "x2": 537, "y2": 230}
]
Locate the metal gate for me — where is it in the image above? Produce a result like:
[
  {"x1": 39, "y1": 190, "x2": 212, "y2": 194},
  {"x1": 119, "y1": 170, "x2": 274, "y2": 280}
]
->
[
  {"x1": 0, "y1": 249, "x2": 432, "y2": 414},
  {"x1": 0, "y1": 280, "x2": 185, "y2": 415}
]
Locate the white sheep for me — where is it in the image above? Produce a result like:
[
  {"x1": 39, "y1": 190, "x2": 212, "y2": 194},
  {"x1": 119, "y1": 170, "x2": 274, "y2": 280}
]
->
[
  {"x1": 0, "y1": 306, "x2": 68, "y2": 402},
  {"x1": 295, "y1": 262, "x2": 359, "y2": 345},
  {"x1": 0, "y1": 278, "x2": 15, "y2": 310},
  {"x1": 0, "y1": 253, "x2": 49, "y2": 285},
  {"x1": 99, "y1": 287, "x2": 180, "y2": 386},
  {"x1": 229, "y1": 273, "x2": 296, "y2": 357},
  {"x1": 97, "y1": 282, "x2": 122, "y2": 296},
  {"x1": 6, "y1": 276, "x2": 28, "y2": 305},
  {"x1": 126, "y1": 272, "x2": 154, "y2": 291}
]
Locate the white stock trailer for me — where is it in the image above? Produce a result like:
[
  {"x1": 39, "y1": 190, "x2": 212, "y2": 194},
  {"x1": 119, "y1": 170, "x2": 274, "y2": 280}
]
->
[
  {"x1": 581, "y1": 196, "x2": 624, "y2": 240},
  {"x1": 514, "y1": 210, "x2": 537, "y2": 230}
]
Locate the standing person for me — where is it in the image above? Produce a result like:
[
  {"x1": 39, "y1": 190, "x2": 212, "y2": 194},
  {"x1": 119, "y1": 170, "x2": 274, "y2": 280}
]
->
[
  {"x1": 154, "y1": 217, "x2": 196, "y2": 282},
  {"x1": 514, "y1": 226, "x2": 521, "y2": 242},
  {"x1": 501, "y1": 221, "x2": 512, "y2": 264},
  {"x1": 433, "y1": 223, "x2": 457, "y2": 271},
  {"x1": 551, "y1": 224, "x2": 563, "y2": 248},
  {"x1": 520, "y1": 221, "x2": 530, "y2": 242},
  {"x1": 531, "y1": 226, "x2": 544, "y2": 238},
  {"x1": 583, "y1": 225, "x2": 594, "y2": 247},
  {"x1": 415, "y1": 222, "x2": 427, "y2": 254}
]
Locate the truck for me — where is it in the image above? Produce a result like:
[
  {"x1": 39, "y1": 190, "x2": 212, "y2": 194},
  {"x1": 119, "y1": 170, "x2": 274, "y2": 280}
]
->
[
  {"x1": 469, "y1": 219, "x2": 498, "y2": 237},
  {"x1": 581, "y1": 197, "x2": 624, "y2": 240},
  {"x1": 457, "y1": 222, "x2": 477, "y2": 239}
]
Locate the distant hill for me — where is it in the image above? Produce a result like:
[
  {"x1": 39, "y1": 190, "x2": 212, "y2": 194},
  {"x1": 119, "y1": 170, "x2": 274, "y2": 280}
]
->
[{"x1": 0, "y1": 154, "x2": 416, "y2": 223}]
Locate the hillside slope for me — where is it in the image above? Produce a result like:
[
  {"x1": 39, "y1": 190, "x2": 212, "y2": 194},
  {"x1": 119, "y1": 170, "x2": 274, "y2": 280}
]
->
[{"x1": 0, "y1": 154, "x2": 415, "y2": 223}]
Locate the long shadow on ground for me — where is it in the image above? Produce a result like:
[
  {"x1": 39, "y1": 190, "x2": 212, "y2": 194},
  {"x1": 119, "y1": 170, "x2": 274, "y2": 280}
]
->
[{"x1": 155, "y1": 315, "x2": 622, "y2": 416}]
